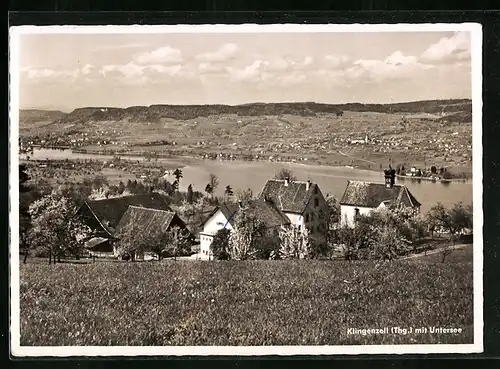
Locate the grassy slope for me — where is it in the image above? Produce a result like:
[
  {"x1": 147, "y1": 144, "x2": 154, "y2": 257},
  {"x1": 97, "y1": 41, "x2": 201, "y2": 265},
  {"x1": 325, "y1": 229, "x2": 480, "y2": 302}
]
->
[
  {"x1": 410, "y1": 244, "x2": 474, "y2": 264},
  {"x1": 20, "y1": 260, "x2": 473, "y2": 346}
]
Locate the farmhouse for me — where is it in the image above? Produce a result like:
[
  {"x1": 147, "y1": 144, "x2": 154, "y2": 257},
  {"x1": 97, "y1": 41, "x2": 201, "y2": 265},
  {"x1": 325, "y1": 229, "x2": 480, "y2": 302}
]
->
[
  {"x1": 76, "y1": 192, "x2": 172, "y2": 237},
  {"x1": 76, "y1": 193, "x2": 173, "y2": 255},
  {"x1": 114, "y1": 206, "x2": 193, "y2": 259},
  {"x1": 199, "y1": 198, "x2": 291, "y2": 258},
  {"x1": 339, "y1": 168, "x2": 421, "y2": 227},
  {"x1": 259, "y1": 178, "x2": 329, "y2": 242}
]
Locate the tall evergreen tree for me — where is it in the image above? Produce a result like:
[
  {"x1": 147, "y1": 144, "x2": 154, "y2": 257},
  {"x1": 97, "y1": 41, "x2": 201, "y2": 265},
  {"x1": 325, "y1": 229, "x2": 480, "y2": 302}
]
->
[{"x1": 187, "y1": 184, "x2": 194, "y2": 204}]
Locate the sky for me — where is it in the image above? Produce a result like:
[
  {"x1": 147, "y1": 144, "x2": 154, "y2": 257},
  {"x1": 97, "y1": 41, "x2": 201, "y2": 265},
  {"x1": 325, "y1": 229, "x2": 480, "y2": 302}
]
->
[{"x1": 16, "y1": 30, "x2": 472, "y2": 112}]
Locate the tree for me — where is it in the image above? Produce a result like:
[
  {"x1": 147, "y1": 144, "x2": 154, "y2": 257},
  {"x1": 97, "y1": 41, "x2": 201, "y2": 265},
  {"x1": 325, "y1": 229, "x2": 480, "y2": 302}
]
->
[
  {"x1": 332, "y1": 221, "x2": 374, "y2": 260},
  {"x1": 20, "y1": 164, "x2": 31, "y2": 192},
  {"x1": 144, "y1": 231, "x2": 169, "y2": 261},
  {"x1": 173, "y1": 168, "x2": 183, "y2": 184},
  {"x1": 331, "y1": 206, "x2": 425, "y2": 260},
  {"x1": 115, "y1": 223, "x2": 145, "y2": 261},
  {"x1": 28, "y1": 191, "x2": 89, "y2": 264},
  {"x1": 65, "y1": 217, "x2": 93, "y2": 260},
  {"x1": 172, "y1": 180, "x2": 179, "y2": 192},
  {"x1": 426, "y1": 202, "x2": 472, "y2": 238},
  {"x1": 117, "y1": 181, "x2": 126, "y2": 195},
  {"x1": 205, "y1": 183, "x2": 213, "y2": 198},
  {"x1": 164, "y1": 226, "x2": 193, "y2": 260},
  {"x1": 228, "y1": 212, "x2": 265, "y2": 260},
  {"x1": 19, "y1": 164, "x2": 32, "y2": 263},
  {"x1": 278, "y1": 226, "x2": 311, "y2": 259},
  {"x1": 186, "y1": 184, "x2": 194, "y2": 204},
  {"x1": 208, "y1": 173, "x2": 219, "y2": 198},
  {"x1": 235, "y1": 188, "x2": 253, "y2": 202},
  {"x1": 224, "y1": 185, "x2": 234, "y2": 197},
  {"x1": 274, "y1": 168, "x2": 297, "y2": 182},
  {"x1": 319, "y1": 196, "x2": 341, "y2": 256},
  {"x1": 92, "y1": 174, "x2": 109, "y2": 190},
  {"x1": 210, "y1": 228, "x2": 231, "y2": 260}
]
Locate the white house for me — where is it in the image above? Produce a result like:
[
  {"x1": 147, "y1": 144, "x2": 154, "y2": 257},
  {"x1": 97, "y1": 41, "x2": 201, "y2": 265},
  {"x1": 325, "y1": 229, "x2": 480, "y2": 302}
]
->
[
  {"x1": 259, "y1": 178, "x2": 329, "y2": 243},
  {"x1": 199, "y1": 198, "x2": 290, "y2": 258},
  {"x1": 339, "y1": 168, "x2": 421, "y2": 227}
]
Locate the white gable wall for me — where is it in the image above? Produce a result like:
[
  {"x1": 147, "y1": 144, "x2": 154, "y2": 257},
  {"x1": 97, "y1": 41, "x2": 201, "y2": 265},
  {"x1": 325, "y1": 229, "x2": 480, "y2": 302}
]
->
[
  {"x1": 285, "y1": 212, "x2": 305, "y2": 228},
  {"x1": 340, "y1": 204, "x2": 377, "y2": 227},
  {"x1": 199, "y1": 210, "x2": 233, "y2": 257}
]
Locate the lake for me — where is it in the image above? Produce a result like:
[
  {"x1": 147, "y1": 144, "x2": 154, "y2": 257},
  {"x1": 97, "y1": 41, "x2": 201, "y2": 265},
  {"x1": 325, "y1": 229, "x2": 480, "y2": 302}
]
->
[{"x1": 20, "y1": 148, "x2": 472, "y2": 213}]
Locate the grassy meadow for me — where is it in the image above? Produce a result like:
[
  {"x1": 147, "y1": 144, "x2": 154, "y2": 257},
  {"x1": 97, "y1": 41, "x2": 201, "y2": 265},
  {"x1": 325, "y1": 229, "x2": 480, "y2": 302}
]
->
[{"x1": 20, "y1": 260, "x2": 473, "y2": 346}]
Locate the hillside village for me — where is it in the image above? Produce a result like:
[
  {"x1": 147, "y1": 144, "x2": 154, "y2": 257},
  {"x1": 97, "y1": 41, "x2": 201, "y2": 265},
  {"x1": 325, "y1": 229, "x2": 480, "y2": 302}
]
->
[{"x1": 27, "y1": 167, "x2": 431, "y2": 262}]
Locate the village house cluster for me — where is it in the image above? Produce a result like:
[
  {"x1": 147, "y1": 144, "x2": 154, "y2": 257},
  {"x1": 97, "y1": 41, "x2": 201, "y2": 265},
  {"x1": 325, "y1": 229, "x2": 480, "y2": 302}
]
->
[
  {"x1": 75, "y1": 168, "x2": 421, "y2": 261},
  {"x1": 86, "y1": 170, "x2": 419, "y2": 260}
]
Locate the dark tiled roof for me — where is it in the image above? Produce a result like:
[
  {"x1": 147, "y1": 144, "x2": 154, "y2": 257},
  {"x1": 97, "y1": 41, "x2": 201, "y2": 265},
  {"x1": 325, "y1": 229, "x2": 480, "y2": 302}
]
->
[
  {"x1": 259, "y1": 179, "x2": 316, "y2": 213},
  {"x1": 115, "y1": 206, "x2": 187, "y2": 239},
  {"x1": 215, "y1": 198, "x2": 291, "y2": 229},
  {"x1": 339, "y1": 181, "x2": 421, "y2": 208},
  {"x1": 85, "y1": 193, "x2": 172, "y2": 229}
]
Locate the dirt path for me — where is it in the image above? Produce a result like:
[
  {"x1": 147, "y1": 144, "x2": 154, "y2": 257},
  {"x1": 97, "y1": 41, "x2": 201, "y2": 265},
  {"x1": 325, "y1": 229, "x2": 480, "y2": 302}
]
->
[{"x1": 399, "y1": 243, "x2": 472, "y2": 260}]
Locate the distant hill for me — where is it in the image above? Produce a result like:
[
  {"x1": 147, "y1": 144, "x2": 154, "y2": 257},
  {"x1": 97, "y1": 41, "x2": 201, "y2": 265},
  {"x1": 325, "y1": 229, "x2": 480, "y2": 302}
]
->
[
  {"x1": 19, "y1": 109, "x2": 68, "y2": 126},
  {"x1": 25, "y1": 99, "x2": 472, "y2": 126}
]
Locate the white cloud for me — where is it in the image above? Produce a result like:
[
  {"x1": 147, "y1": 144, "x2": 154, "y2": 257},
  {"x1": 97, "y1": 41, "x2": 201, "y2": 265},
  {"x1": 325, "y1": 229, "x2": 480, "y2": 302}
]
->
[
  {"x1": 385, "y1": 51, "x2": 419, "y2": 66},
  {"x1": 134, "y1": 46, "x2": 183, "y2": 65},
  {"x1": 226, "y1": 60, "x2": 263, "y2": 83},
  {"x1": 347, "y1": 51, "x2": 432, "y2": 82},
  {"x1": 276, "y1": 72, "x2": 307, "y2": 87},
  {"x1": 324, "y1": 55, "x2": 351, "y2": 69},
  {"x1": 225, "y1": 56, "x2": 315, "y2": 85},
  {"x1": 100, "y1": 62, "x2": 144, "y2": 78},
  {"x1": 196, "y1": 43, "x2": 240, "y2": 63},
  {"x1": 98, "y1": 61, "x2": 190, "y2": 85},
  {"x1": 81, "y1": 64, "x2": 95, "y2": 75},
  {"x1": 420, "y1": 31, "x2": 471, "y2": 64},
  {"x1": 198, "y1": 62, "x2": 226, "y2": 74},
  {"x1": 21, "y1": 66, "x2": 84, "y2": 82}
]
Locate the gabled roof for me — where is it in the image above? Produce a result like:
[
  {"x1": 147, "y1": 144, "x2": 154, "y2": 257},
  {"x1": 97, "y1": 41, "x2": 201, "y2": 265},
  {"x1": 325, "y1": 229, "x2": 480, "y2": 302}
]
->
[
  {"x1": 84, "y1": 193, "x2": 172, "y2": 230},
  {"x1": 211, "y1": 198, "x2": 291, "y2": 229},
  {"x1": 259, "y1": 179, "x2": 318, "y2": 213},
  {"x1": 339, "y1": 180, "x2": 421, "y2": 208},
  {"x1": 115, "y1": 206, "x2": 188, "y2": 239}
]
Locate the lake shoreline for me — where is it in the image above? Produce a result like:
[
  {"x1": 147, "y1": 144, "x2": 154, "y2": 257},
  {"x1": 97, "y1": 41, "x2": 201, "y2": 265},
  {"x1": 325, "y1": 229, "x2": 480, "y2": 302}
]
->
[{"x1": 20, "y1": 146, "x2": 472, "y2": 183}]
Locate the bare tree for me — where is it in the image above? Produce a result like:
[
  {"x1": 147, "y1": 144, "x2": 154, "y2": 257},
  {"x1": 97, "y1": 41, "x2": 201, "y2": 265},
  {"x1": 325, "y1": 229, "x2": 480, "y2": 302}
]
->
[
  {"x1": 208, "y1": 173, "x2": 219, "y2": 198},
  {"x1": 235, "y1": 188, "x2": 253, "y2": 202},
  {"x1": 274, "y1": 168, "x2": 297, "y2": 182}
]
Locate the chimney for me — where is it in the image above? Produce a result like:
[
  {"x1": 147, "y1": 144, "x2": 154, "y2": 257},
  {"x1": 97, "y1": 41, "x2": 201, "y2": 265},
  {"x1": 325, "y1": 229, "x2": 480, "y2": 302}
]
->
[
  {"x1": 284, "y1": 177, "x2": 289, "y2": 186},
  {"x1": 306, "y1": 179, "x2": 311, "y2": 191},
  {"x1": 384, "y1": 166, "x2": 396, "y2": 188}
]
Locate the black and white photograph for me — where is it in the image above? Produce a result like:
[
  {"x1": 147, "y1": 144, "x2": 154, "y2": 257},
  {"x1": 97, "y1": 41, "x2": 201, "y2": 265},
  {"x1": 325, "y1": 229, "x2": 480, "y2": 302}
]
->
[{"x1": 9, "y1": 23, "x2": 483, "y2": 356}]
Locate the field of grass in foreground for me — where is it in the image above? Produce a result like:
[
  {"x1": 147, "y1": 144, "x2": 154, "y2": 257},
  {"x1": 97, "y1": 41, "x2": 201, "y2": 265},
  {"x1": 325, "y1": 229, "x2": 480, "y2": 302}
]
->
[{"x1": 20, "y1": 260, "x2": 473, "y2": 346}]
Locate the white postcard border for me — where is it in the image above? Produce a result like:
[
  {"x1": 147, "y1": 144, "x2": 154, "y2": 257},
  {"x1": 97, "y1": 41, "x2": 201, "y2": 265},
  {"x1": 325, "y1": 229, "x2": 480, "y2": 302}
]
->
[{"x1": 9, "y1": 22, "x2": 484, "y2": 356}]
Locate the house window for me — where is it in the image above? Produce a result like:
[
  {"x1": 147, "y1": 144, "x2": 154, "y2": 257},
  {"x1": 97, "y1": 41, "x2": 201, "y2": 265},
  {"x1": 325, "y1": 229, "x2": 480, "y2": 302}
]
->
[
  {"x1": 298, "y1": 225, "x2": 301, "y2": 231},
  {"x1": 305, "y1": 214, "x2": 309, "y2": 222},
  {"x1": 314, "y1": 198, "x2": 319, "y2": 207}
]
